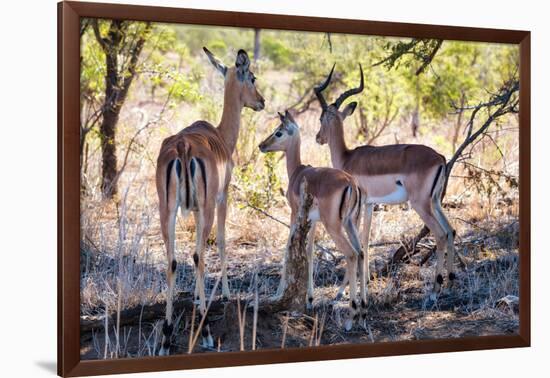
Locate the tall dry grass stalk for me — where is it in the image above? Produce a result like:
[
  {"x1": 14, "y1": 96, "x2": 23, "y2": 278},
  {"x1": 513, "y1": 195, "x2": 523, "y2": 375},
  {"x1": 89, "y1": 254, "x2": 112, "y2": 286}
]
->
[
  {"x1": 236, "y1": 294, "x2": 246, "y2": 351},
  {"x1": 188, "y1": 276, "x2": 221, "y2": 353},
  {"x1": 252, "y1": 277, "x2": 259, "y2": 350},
  {"x1": 280, "y1": 315, "x2": 289, "y2": 349},
  {"x1": 187, "y1": 304, "x2": 196, "y2": 353},
  {"x1": 309, "y1": 314, "x2": 318, "y2": 347},
  {"x1": 103, "y1": 302, "x2": 109, "y2": 359}
]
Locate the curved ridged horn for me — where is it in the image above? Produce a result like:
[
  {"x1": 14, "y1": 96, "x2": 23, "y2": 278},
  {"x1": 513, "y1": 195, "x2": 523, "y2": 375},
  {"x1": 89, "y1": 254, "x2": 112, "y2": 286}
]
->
[
  {"x1": 333, "y1": 64, "x2": 364, "y2": 109},
  {"x1": 314, "y1": 64, "x2": 335, "y2": 111}
]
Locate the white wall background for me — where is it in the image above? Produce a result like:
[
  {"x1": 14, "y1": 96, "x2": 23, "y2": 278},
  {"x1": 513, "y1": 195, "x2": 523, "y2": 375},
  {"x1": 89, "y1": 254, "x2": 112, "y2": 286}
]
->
[{"x1": 0, "y1": 0, "x2": 547, "y2": 376}]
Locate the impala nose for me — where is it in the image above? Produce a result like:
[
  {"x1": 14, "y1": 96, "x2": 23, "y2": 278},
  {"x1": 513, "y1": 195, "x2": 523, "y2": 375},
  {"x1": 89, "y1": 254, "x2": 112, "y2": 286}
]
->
[{"x1": 257, "y1": 97, "x2": 265, "y2": 111}]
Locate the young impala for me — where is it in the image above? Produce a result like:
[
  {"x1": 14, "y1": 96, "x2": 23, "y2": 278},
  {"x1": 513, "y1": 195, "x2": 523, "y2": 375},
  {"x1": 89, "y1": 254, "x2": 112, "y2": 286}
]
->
[
  {"x1": 156, "y1": 48, "x2": 264, "y2": 354},
  {"x1": 314, "y1": 64, "x2": 456, "y2": 299},
  {"x1": 259, "y1": 110, "x2": 366, "y2": 329}
]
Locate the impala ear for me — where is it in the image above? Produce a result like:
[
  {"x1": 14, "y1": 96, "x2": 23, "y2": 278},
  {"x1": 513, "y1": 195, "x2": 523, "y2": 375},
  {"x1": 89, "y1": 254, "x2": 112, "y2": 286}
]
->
[
  {"x1": 278, "y1": 112, "x2": 285, "y2": 122},
  {"x1": 285, "y1": 109, "x2": 294, "y2": 122},
  {"x1": 284, "y1": 110, "x2": 298, "y2": 135},
  {"x1": 235, "y1": 49, "x2": 250, "y2": 81},
  {"x1": 203, "y1": 46, "x2": 227, "y2": 77},
  {"x1": 284, "y1": 110, "x2": 295, "y2": 123},
  {"x1": 342, "y1": 102, "x2": 358, "y2": 119}
]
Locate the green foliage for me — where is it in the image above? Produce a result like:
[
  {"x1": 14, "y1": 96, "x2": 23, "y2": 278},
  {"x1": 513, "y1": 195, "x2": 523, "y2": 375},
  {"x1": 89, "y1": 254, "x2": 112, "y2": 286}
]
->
[
  {"x1": 173, "y1": 24, "x2": 253, "y2": 60},
  {"x1": 262, "y1": 36, "x2": 292, "y2": 68},
  {"x1": 79, "y1": 19, "x2": 520, "y2": 201},
  {"x1": 168, "y1": 74, "x2": 202, "y2": 103},
  {"x1": 234, "y1": 152, "x2": 282, "y2": 211}
]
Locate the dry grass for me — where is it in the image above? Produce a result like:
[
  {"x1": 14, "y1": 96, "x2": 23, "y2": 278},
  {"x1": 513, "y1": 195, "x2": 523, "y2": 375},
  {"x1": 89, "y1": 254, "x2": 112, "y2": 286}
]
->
[{"x1": 80, "y1": 170, "x2": 519, "y2": 358}]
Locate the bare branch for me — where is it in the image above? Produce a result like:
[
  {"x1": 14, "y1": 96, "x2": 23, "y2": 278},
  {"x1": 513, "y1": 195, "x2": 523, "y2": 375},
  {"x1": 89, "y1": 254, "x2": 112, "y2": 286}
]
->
[
  {"x1": 383, "y1": 76, "x2": 519, "y2": 273},
  {"x1": 373, "y1": 38, "x2": 443, "y2": 76},
  {"x1": 91, "y1": 19, "x2": 108, "y2": 52}
]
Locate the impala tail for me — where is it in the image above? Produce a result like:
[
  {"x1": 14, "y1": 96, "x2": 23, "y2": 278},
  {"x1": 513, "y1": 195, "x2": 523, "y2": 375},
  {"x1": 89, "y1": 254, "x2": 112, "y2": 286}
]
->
[
  {"x1": 156, "y1": 140, "x2": 195, "y2": 218},
  {"x1": 340, "y1": 184, "x2": 363, "y2": 257},
  {"x1": 430, "y1": 161, "x2": 447, "y2": 201}
]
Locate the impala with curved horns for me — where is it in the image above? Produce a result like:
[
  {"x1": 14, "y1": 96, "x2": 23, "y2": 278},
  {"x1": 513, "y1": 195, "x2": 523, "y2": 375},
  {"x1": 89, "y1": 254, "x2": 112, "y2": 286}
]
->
[
  {"x1": 259, "y1": 110, "x2": 365, "y2": 329},
  {"x1": 156, "y1": 47, "x2": 264, "y2": 354},
  {"x1": 314, "y1": 64, "x2": 456, "y2": 299}
]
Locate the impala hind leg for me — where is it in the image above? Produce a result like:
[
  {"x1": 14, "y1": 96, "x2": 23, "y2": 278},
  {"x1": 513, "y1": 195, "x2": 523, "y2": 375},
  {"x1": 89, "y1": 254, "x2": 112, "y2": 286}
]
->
[
  {"x1": 193, "y1": 207, "x2": 215, "y2": 348},
  {"x1": 306, "y1": 222, "x2": 317, "y2": 310},
  {"x1": 411, "y1": 200, "x2": 447, "y2": 301},
  {"x1": 216, "y1": 193, "x2": 231, "y2": 300},
  {"x1": 158, "y1": 163, "x2": 180, "y2": 356},
  {"x1": 344, "y1": 217, "x2": 366, "y2": 318},
  {"x1": 326, "y1": 226, "x2": 359, "y2": 331},
  {"x1": 432, "y1": 197, "x2": 457, "y2": 281}
]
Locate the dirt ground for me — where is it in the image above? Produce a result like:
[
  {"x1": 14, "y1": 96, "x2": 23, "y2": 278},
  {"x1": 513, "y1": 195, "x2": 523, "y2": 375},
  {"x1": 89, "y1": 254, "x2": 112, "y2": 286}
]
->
[{"x1": 80, "y1": 203, "x2": 519, "y2": 359}]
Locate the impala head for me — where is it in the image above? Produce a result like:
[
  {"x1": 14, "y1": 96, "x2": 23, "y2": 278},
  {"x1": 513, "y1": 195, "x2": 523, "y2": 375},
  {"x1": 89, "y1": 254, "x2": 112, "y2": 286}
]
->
[
  {"x1": 258, "y1": 110, "x2": 299, "y2": 153},
  {"x1": 314, "y1": 64, "x2": 364, "y2": 145},
  {"x1": 203, "y1": 47, "x2": 265, "y2": 111}
]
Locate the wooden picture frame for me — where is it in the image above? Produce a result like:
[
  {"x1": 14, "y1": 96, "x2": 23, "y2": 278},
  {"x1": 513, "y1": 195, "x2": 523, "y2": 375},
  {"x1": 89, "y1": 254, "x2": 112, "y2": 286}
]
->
[{"x1": 58, "y1": 1, "x2": 530, "y2": 376}]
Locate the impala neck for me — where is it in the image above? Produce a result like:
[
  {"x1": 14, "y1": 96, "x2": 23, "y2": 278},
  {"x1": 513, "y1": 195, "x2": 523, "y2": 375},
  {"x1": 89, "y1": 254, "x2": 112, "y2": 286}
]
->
[
  {"x1": 329, "y1": 122, "x2": 349, "y2": 169},
  {"x1": 218, "y1": 88, "x2": 243, "y2": 154},
  {"x1": 285, "y1": 136, "x2": 302, "y2": 179}
]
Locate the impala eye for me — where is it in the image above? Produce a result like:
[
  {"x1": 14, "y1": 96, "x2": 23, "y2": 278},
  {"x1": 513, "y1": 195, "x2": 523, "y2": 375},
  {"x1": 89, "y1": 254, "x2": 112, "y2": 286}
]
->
[{"x1": 275, "y1": 131, "x2": 283, "y2": 138}]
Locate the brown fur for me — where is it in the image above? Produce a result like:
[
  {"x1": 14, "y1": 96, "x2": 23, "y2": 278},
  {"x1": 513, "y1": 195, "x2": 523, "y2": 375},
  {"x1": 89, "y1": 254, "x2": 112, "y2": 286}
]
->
[
  {"x1": 259, "y1": 111, "x2": 366, "y2": 327},
  {"x1": 314, "y1": 65, "x2": 456, "y2": 300},
  {"x1": 341, "y1": 144, "x2": 445, "y2": 176},
  {"x1": 155, "y1": 48, "x2": 264, "y2": 355}
]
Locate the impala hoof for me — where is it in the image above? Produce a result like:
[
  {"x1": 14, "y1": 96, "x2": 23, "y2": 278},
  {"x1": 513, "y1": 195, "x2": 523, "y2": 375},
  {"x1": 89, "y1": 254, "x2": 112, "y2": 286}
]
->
[
  {"x1": 202, "y1": 334, "x2": 214, "y2": 349},
  {"x1": 158, "y1": 347, "x2": 169, "y2": 356},
  {"x1": 344, "y1": 318, "x2": 353, "y2": 331},
  {"x1": 307, "y1": 296, "x2": 314, "y2": 309}
]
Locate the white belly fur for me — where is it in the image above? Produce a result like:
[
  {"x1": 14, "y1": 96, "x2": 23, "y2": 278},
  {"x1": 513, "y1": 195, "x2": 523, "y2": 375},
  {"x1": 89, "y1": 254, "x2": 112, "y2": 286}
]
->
[
  {"x1": 308, "y1": 208, "x2": 320, "y2": 222},
  {"x1": 357, "y1": 174, "x2": 409, "y2": 205},
  {"x1": 367, "y1": 185, "x2": 408, "y2": 204}
]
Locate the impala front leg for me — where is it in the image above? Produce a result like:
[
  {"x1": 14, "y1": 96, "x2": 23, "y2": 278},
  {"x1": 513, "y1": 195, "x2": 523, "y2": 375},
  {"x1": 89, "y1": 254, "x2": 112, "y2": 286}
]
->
[
  {"x1": 216, "y1": 191, "x2": 231, "y2": 300},
  {"x1": 274, "y1": 210, "x2": 297, "y2": 299},
  {"x1": 361, "y1": 203, "x2": 373, "y2": 284},
  {"x1": 360, "y1": 203, "x2": 372, "y2": 317},
  {"x1": 306, "y1": 223, "x2": 317, "y2": 310},
  {"x1": 336, "y1": 263, "x2": 349, "y2": 301}
]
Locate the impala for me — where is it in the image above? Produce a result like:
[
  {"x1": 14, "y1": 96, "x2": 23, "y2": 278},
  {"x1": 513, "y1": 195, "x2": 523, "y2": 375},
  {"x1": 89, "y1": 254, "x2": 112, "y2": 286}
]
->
[
  {"x1": 314, "y1": 64, "x2": 456, "y2": 299},
  {"x1": 156, "y1": 48, "x2": 264, "y2": 354},
  {"x1": 259, "y1": 110, "x2": 365, "y2": 329}
]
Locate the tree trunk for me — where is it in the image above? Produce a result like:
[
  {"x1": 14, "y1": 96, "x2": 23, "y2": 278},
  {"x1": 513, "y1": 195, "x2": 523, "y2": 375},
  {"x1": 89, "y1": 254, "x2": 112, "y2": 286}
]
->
[
  {"x1": 254, "y1": 29, "x2": 261, "y2": 61},
  {"x1": 92, "y1": 19, "x2": 150, "y2": 200},
  {"x1": 100, "y1": 44, "x2": 121, "y2": 198},
  {"x1": 269, "y1": 178, "x2": 313, "y2": 313},
  {"x1": 100, "y1": 109, "x2": 119, "y2": 198},
  {"x1": 451, "y1": 93, "x2": 466, "y2": 153}
]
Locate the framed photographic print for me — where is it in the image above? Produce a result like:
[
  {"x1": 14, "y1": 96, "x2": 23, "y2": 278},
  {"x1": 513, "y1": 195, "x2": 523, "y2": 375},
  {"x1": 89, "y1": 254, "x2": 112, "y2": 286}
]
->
[{"x1": 58, "y1": 1, "x2": 530, "y2": 376}]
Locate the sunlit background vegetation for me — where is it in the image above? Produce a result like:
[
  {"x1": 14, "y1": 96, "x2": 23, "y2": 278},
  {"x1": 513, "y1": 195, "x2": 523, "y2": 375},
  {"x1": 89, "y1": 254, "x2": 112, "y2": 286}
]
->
[{"x1": 80, "y1": 19, "x2": 520, "y2": 359}]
